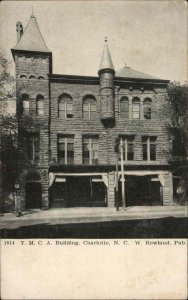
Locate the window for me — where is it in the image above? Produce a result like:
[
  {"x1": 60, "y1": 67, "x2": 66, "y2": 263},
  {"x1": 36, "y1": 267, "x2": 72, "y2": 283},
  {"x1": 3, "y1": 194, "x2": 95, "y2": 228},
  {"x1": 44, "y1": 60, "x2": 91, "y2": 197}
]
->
[
  {"x1": 58, "y1": 136, "x2": 74, "y2": 164},
  {"x1": 36, "y1": 95, "x2": 44, "y2": 115},
  {"x1": 20, "y1": 74, "x2": 27, "y2": 79},
  {"x1": 58, "y1": 94, "x2": 73, "y2": 118},
  {"x1": 29, "y1": 75, "x2": 36, "y2": 79},
  {"x1": 26, "y1": 133, "x2": 40, "y2": 161},
  {"x1": 83, "y1": 137, "x2": 99, "y2": 164},
  {"x1": 142, "y1": 136, "x2": 156, "y2": 161},
  {"x1": 120, "y1": 97, "x2": 129, "y2": 119},
  {"x1": 22, "y1": 94, "x2": 30, "y2": 115},
  {"x1": 144, "y1": 98, "x2": 152, "y2": 119},
  {"x1": 38, "y1": 76, "x2": 44, "y2": 80},
  {"x1": 83, "y1": 95, "x2": 96, "y2": 119},
  {"x1": 132, "y1": 97, "x2": 140, "y2": 119},
  {"x1": 119, "y1": 136, "x2": 134, "y2": 161}
]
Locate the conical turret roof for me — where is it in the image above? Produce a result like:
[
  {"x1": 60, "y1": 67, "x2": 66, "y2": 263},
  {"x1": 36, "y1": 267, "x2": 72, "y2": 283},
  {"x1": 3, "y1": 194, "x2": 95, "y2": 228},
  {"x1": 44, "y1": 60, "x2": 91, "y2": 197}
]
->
[
  {"x1": 12, "y1": 14, "x2": 51, "y2": 53},
  {"x1": 98, "y1": 38, "x2": 114, "y2": 72}
]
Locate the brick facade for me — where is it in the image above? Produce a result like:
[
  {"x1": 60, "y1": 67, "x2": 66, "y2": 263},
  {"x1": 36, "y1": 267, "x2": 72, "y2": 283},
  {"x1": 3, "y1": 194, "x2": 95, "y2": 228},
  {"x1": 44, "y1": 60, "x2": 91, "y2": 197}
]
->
[{"x1": 6, "y1": 14, "x2": 174, "y2": 212}]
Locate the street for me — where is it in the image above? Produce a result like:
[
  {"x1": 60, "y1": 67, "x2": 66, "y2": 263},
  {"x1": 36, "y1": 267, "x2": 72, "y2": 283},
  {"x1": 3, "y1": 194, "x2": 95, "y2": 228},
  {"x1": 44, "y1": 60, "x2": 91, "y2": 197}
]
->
[{"x1": 0, "y1": 206, "x2": 187, "y2": 238}]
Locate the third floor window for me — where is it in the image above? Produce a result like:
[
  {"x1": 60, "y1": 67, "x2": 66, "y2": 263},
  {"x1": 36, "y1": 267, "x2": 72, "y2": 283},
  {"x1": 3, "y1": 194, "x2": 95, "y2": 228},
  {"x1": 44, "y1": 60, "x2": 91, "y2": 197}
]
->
[
  {"x1": 132, "y1": 97, "x2": 140, "y2": 119},
  {"x1": 143, "y1": 98, "x2": 152, "y2": 119},
  {"x1": 120, "y1": 96, "x2": 129, "y2": 119},
  {"x1": 58, "y1": 94, "x2": 73, "y2": 119},
  {"x1": 83, "y1": 95, "x2": 96, "y2": 120},
  {"x1": 22, "y1": 93, "x2": 30, "y2": 115},
  {"x1": 36, "y1": 95, "x2": 44, "y2": 115}
]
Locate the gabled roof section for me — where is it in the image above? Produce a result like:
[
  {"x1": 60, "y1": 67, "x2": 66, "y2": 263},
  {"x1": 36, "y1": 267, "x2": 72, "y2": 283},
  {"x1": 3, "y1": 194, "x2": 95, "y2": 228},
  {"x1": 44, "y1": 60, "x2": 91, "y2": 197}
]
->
[
  {"x1": 98, "y1": 38, "x2": 114, "y2": 72},
  {"x1": 116, "y1": 66, "x2": 159, "y2": 80},
  {"x1": 12, "y1": 14, "x2": 51, "y2": 53}
]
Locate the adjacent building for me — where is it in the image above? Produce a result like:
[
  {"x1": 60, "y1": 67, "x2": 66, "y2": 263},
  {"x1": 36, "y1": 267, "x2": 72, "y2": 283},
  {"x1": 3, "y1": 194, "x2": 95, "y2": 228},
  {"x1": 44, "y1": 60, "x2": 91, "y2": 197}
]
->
[{"x1": 8, "y1": 13, "x2": 174, "y2": 211}]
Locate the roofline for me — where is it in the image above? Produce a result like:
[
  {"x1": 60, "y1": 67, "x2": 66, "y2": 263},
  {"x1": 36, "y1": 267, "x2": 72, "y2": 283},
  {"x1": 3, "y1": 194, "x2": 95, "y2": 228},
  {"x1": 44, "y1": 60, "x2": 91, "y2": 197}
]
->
[
  {"x1": 115, "y1": 76, "x2": 170, "y2": 84},
  {"x1": 49, "y1": 74, "x2": 99, "y2": 83},
  {"x1": 49, "y1": 73, "x2": 169, "y2": 85},
  {"x1": 11, "y1": 48, "x2": 52, "y2": 57}
]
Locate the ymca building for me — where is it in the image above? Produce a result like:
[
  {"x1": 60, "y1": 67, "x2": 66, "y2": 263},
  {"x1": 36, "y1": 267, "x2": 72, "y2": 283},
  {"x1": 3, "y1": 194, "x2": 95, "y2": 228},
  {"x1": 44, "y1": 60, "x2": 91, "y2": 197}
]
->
[{"x1": 10, "y1": 13, "x2": 173, "y2": 211}]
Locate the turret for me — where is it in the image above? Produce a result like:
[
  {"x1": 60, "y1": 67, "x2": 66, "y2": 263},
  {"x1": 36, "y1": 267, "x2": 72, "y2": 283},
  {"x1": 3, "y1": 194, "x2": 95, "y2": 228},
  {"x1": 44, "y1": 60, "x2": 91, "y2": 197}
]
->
[{"x1": 98, "y1": 37, "x2": 115, "y2": 122}]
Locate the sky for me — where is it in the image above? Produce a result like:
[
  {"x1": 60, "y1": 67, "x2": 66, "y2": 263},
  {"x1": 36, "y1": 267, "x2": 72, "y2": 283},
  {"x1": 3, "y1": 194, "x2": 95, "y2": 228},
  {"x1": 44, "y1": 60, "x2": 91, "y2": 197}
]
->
[{"x1": 0, "y1": 0, "x2": 187, "y2": 82}]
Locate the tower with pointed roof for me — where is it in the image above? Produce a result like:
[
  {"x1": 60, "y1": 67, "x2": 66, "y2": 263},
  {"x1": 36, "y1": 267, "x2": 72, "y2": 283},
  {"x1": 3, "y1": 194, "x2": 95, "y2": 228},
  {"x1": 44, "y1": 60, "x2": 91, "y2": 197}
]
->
[
  {"x1": 11, "y1": 14, "x2": 52, "y2": 210},
  {"x1": 98, "y1": 38, "x2": 115, "y2": 122}
]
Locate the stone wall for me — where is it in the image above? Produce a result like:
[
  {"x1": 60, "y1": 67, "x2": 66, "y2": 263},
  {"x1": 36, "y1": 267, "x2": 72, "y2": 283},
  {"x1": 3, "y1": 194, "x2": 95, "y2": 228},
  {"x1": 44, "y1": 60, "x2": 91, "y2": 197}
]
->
[{"x1": 50, "y1": 80, "x2": 170, "y2": 167}]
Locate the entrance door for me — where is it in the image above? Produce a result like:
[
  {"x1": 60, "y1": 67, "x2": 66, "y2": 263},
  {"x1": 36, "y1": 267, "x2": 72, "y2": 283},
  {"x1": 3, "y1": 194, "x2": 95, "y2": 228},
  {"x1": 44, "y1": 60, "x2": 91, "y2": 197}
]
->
[
  {"x1": 26, "y1": 182, "x2": 42, "y2": 209},
  {"x1": 66, "y1": 177, "x2": 107, "y2": 207},
  {"x1": 118, "y1": 176, "x2": 161, "y2": 206},
  {"x1": 67, "y1": 177, "x2": 91, "y2": 207},
  {"x1": 50, "y1": 183, "x2": 66, "y2": 208}
]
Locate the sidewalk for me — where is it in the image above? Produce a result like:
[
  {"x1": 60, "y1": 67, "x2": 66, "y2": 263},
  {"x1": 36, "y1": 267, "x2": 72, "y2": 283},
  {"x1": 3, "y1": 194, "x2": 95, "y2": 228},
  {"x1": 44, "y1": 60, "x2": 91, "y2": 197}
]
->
[{"x1": 0, "y1": 206, "x2": 187, "y2": 230}]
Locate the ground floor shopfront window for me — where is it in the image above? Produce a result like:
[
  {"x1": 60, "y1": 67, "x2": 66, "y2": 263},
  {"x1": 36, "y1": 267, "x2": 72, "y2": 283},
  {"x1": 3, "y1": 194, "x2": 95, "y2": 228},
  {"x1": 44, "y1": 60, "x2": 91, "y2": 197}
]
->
[
  {"x1": 118, "y1": 175, "x2": 162, "y2": 206},
  {"x1": 50, "y1": 176, "x2": 107, "y2": 208}
]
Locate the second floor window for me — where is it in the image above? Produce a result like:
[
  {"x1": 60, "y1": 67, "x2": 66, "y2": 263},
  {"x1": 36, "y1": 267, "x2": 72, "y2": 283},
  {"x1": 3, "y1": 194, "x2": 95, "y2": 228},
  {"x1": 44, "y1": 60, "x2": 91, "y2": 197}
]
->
[
  {"x1": 58, "y1": 94, "x2": 73, "y2": 119},
  {"x1": 83, "y1": 137, "x2": 99, "y2": 164},
  {"x1": 27, "y1": 133, "x2": 40, "y2": 161},
  {"x1": 142, "y1": 136, "x2": 156, "y2": 161},
  {"x1": 132, "y1": 97, "x2": 140, "y2": 119},
  {"x1": 58, "y1": 136, "x2": 74, "y2": 164},
  {"x1": 120, "y1": 96, "x2": 129, "y2": 119},
  {"x1": 36, "y1": 95, "x2": 44, "y2": 115},
  {"x1": 83, "y1": 95, "x2": 96, "y2": 119},
  {"x1": 119, "y1": 136, "x2": 134, "y2": 161}
]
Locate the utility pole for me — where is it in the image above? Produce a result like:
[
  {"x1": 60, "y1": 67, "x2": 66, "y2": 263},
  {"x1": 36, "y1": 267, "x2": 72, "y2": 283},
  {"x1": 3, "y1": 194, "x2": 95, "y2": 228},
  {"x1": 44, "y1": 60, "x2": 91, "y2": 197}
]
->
[
  {"x1": 120, "y1": 137, "x2": 125, "y2": 208},
  {"x1": 114, "y1": 138, "x2": 120, "y2": 211},
  {"x1": 115, "y1": 152, "x2": 119, "y2": 211}
]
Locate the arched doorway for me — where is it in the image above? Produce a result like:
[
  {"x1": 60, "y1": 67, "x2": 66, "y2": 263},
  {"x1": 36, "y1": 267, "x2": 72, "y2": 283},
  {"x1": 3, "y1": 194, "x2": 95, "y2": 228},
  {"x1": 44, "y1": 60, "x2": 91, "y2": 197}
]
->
[{"x1": 25, "y1": 182, "x2": 42, "y2": 209}]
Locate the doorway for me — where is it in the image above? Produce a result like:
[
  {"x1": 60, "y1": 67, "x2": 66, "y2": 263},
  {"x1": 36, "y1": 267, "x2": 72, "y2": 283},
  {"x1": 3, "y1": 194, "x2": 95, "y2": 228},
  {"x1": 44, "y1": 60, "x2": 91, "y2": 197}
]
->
[
  {"x1": 118, "y1": 176, "x2": 161, "y2": 206},
  {"x1": 25, "y1": 182, "x2": 42, "y2": 209}
]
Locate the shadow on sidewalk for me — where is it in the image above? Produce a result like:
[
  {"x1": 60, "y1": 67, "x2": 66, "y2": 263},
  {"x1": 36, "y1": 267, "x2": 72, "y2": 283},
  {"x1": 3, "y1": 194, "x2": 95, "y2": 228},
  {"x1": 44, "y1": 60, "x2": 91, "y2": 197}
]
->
[{"x1": 1, "y1": 217, "x2": 187, "y2": 239}]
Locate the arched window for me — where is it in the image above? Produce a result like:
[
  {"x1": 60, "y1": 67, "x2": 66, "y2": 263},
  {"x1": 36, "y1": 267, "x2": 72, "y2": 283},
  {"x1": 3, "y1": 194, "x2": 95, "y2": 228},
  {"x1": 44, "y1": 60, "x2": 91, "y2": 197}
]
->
[
  {"x1": 20, "y1": 74, "x2": 27, "y2": 79},
  {"x1": 29, "y1": 75, "x2": 36, "y2": 79},
  {"x1": 36, "y1": 95, "x2": 44, "y2": 115},
  {"x1": 120, "y1": 96, "x2": 129, "y2": 119},
  {"x1": 58, "y1": 94, "x2": 73, "y2": 118},
  {"x1": 143, "y1": 98, "x2": 152, "y2": 119},
  {"x1": 83, "y1": 95, "x2": 96, "y2": 119},
  {"x1": 132, "y1": 97, "x2": 140, "y2": 119},
  {"x1": 22, "y1": 94, "x2": 30, "y2": 115},
  {"x1": 38, "y1": 76, "x2": 44, "y2": 80}
]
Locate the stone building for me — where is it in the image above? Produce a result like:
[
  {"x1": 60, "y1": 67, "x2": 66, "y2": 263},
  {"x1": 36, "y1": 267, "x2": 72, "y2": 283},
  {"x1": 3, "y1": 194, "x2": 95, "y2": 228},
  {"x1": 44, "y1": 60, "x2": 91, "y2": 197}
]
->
[{"x1": 9, "y1": 13, "x2": 173, "y2": 211}]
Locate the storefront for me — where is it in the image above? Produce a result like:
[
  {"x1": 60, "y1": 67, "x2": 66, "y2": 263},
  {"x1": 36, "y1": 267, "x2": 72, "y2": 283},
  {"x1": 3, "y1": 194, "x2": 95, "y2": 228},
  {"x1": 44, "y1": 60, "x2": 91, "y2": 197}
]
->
[{"x1": 49, "y1": 173, "x2": 108, "y2": 208}]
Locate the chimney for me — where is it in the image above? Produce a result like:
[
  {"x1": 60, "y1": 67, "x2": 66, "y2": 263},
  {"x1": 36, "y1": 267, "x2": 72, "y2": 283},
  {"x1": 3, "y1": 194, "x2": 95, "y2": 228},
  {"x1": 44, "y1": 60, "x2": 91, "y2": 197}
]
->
[{"x1": 16, "y1": 21, "x2": 23, "y2": 43}]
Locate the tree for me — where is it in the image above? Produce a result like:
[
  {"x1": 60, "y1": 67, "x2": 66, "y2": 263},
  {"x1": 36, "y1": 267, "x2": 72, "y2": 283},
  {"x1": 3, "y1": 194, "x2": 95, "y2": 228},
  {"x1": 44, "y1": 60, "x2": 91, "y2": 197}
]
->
[
  {"x1": 0, "y1": 52, "x2": 16, "y2": 114},
  {"x1": 0, "y1": 52, "x2": 18, "y2": 213},
  {"x1": 167, "y1": 81, "x2": 188, "y2": 160},
  {"x1": 166, "y1": 81, "x2": 188, "y2": 204}
]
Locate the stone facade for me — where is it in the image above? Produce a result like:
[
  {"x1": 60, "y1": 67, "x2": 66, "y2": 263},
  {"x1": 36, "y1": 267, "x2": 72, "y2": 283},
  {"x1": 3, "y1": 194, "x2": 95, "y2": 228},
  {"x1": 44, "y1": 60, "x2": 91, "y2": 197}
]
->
[{"x1": 4, "y1": 14, "x2": 174, "y2": 212}]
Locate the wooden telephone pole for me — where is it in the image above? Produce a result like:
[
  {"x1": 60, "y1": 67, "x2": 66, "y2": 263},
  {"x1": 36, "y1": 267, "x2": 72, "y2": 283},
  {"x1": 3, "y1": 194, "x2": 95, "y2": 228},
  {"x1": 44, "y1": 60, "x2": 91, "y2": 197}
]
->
[
  {"x1": 114, "y1": 137, "x2": 125, "y2": 209},
  {"x1": 120, "y1": 138, "x2": 125, "y2": 208}
]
